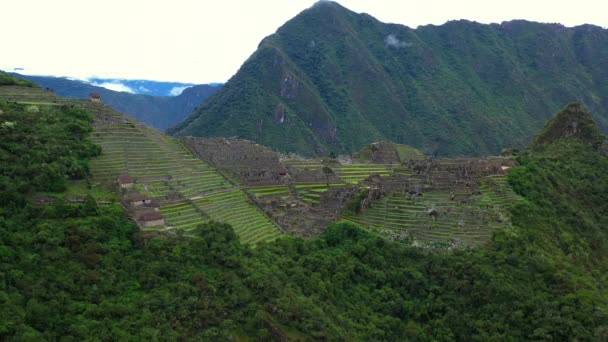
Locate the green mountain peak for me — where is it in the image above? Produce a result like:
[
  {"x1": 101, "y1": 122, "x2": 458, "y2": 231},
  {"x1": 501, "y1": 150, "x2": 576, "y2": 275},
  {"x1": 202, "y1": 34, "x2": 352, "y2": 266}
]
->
[
  {"x1": 533, "y1": 102, "x2": 605, "y2": 148},
  {"x1": 171, "y1": 3, "x2": 608, "y2": 157}
]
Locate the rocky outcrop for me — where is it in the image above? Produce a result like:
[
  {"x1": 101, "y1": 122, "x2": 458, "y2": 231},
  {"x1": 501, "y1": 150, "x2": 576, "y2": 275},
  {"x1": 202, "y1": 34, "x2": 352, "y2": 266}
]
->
[{"x1": 533, "y1": 103, "x2": 605, "y2": 148}]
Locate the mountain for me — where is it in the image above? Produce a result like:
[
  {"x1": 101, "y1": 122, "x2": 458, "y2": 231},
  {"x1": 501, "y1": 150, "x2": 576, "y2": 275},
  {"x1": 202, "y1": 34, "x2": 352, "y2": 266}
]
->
[
  {"x1": 2, "y1": 80, "x2": 607, "y2": 339},
  {"x1": 85, "y1": 78, "x2": 195, "y2": 96},
  {"x1": 533, "y1": 102, "x2": 606, "y2": 147},
  {"x1": 0, "y1": 70, "x2": 36, "y2": 87},
  {"x1": 12, "y1": 73, "x2": 221, "y2": 131},
  {"x1": 170, "y1": 1, "x2": 608, "y2": 156}
]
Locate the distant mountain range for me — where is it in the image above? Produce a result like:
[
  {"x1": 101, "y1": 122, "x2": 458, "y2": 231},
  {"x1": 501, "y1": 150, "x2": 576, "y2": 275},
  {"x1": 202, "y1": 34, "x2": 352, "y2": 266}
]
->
[
  {"x1": 13, "y1": 74, "x2": 221, "y2": 131},
  {"x1": 85, "y1": 78, "x2": 195, "y2": 96},
  {"x1": 170, "y1": 1, "x2": 608, "y2": 156}
]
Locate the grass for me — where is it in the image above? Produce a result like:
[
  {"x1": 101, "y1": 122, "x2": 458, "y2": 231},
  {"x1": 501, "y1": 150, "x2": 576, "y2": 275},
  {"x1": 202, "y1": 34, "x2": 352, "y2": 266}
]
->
[
  {"x1": 343, "y1": 179, "x2": 517, "y2": 247},
  {"x1": 192, "y1": 190, "x2": 282, "y2": 244},
  {"x1": 34, "y1": 180, "x2": 119, "y2": 203}
]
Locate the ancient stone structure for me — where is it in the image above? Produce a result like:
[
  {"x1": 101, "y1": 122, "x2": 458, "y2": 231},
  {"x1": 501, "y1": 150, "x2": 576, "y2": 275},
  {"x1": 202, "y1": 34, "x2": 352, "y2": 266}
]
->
[
  {"x1": 182, "y1": 137, "x2": 286, "y2": 185},
  {"x1": 125, "y1": 193, "x2": 151, "y2": 208},
  {"x1": 352, "y1": 141, "x2": 401, "y2": 164},
  {"x1": 117, "y1": 173, "x2": 133, "y2": 188},
  {"x1": 137, "y1": 211, "x2": 165, "y2": 228}
]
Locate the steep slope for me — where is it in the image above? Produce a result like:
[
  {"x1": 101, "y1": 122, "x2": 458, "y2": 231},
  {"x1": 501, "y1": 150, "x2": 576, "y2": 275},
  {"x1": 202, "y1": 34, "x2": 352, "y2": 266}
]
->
[
  {"x1": 12, "y1": 73, "x2": 220, "y2": 130},
  {"x1": 171, "y1": 1, "x2": 608, "y2": 156},
  {"x1": 0, "y1": 70, "x2": 37, "y2": 87},
  {"x1": 2, "y1": 73, "x2": 607, "y2": 340},
  {"x1": 532, "y1": 102, "x2": 606, "y2": 148},
  {"x1": 0, "y1": 84, "x2": 281, "y2": 244}
]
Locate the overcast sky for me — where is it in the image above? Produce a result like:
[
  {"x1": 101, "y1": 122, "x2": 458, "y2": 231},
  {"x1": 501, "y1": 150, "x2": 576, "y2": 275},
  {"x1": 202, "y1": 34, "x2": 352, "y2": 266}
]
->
[{"x1": 2, "y1": 0, "x2": 606, "y2": 84}]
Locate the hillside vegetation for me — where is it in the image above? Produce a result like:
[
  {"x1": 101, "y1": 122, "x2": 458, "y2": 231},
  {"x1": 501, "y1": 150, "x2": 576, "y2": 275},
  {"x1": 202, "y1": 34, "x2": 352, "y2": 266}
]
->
[
  {"x1": 171, "y1": 1, "x2": 608, "y2": 156},
  {"x1": 13, "y1": 73, "x2": 220, "y2": 131},
  {"x1": 1, "y1": 78, "x2": 607, "y2": 339},
  {"x1": 0, "y1": 71, "x2": 37, "y2": 87}
]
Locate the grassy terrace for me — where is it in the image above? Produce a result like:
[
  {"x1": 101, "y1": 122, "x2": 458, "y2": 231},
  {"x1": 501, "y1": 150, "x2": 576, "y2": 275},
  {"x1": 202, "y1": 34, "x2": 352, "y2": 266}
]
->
[
  {"x1": 343, "y1": 181, "x2": 517, "y2": 246},
  {"x1": 89, "y1": 119, "x2": 231, "y2": 198},
  {"x1": 293, "y1": 183, "x2": 344, "y2": 204},
  {"x1": 247, "y1": 186, "x2": 290, "y2": 197},
  {"x1": 1, "y1": 86, "x2": 284, "y2": 242},
  {"x1": 395, "y1": 144, "x2": 427, "y2": 161},
  {"x1": 87, "y1": 107, "x2": 285, "y2": 242},
  {"x1": 477, "y1": 176, "x2": 522, "y2": 209},
  {"x1": 192, "y1": 190, "x2": 282, "y2": 244},
  {"x1": 333, "y1": 164, "x2": 393, "y2": 184},
  {"x1": 160, "y1": 201, "x2": 208, "y2": 234},
  {"x1": 0, "y1": 86, "x2": 74, "y2": 104},
  {"x1": 282, "y1": 159, "x2": 323, "y2": 170}
]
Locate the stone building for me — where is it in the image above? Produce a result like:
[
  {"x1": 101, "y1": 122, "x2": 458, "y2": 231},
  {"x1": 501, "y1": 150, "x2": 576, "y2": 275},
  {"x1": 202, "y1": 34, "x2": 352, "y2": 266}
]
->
[
  {"x1": 127, "y1": 193, "x2": 151, "y2": 207},
  {"x1": 117, "y1": 173, "x2": 134, "y2": 188},
  {"x1": 89, "y1": 92, "x2": 101, "y2": 102},
  {"x1": 137, "y1": 211, "x2": 165, "y2": 228}
]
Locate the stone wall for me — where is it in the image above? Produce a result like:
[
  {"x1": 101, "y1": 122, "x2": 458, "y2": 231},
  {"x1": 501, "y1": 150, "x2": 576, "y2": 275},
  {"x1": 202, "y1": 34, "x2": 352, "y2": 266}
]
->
[{"x1": 182, "y1": 137, "x2": 285, "y2": 185}]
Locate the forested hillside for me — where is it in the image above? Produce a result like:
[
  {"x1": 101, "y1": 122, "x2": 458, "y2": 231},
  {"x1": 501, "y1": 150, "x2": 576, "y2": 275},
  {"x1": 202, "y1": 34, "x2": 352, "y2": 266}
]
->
[
  {"x1": 171, "y1": 1, "x2": 608, "y2": 157},
  {"x1": 1, "y1": 71, "x2": 606, "y2": 339}
]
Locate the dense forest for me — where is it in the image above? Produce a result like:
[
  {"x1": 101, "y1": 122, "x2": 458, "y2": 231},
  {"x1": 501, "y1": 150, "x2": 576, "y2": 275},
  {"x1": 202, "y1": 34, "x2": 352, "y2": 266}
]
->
[
  {"x1": 171, "y1": 1, "x2": 608, "y2": 157},
  {"x1": 1, "y1": 77, "x2": 607, "y2": 340}
]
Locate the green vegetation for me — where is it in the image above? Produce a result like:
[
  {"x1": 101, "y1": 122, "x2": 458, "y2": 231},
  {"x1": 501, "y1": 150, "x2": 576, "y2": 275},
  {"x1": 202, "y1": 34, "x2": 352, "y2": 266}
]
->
[
  {"x1": 171, "y1": 2, "x2": 608, "y2": 157},
  {"x1": 160, "y1": 201, "x2": 207, "y2": 233},
  {"x1": 344, "y1": 177, "x2": 518, "y2": 247},
  {"x1": 0, "y1": 101, "x2": 100, "y2": 205},
  {"x1": 334, "y1": 163, "x2": 393, "y2": 183},
  {"x1": 13, "y1": 73, "x2": 221, "y2": 131},
  {"x1": 247, "y1": 185, "x2": 290, "y2": 197},
  {"x1": 192, "y1": 190, "x2": 281, "y2": 244},
  {"x1": 294, "y1": 183, "x2": 344, "y2": 203},
  {"x1": 1, "y1": 84, "x2": 607, "y2": 339},
  {"x1": 0, "y1": 70, "x2": 37, "y2": 87},
  {"x1": 87, "y1": 106, "x2": 283, "y2": 241}
]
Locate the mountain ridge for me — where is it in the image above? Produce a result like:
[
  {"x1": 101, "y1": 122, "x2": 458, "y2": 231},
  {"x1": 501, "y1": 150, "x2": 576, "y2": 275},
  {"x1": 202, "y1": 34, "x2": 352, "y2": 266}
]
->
[
  {"x1": 170, "y1": 1, "x2": 608, "y2": 156},
  {"x1": 11, "y1": 73, "x2": 220, "y2": 131}
]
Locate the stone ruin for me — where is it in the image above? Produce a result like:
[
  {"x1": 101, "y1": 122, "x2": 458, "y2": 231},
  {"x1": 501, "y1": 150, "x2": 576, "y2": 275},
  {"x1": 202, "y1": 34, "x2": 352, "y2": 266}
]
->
[
  {"x1": 182, "y1": 137, "x2": 287, "y2": 186},
  {"x1": 256, "y1": 184, "x2": 360, "y2": 237},
  {"x1": 360, "y1": 157, "x2": 518, "y2": 205},
  {"x1": 352, "y1": 141, "x2": 401, "y2": 164},
  {"x1": 181, "y1": 137, "x2": 519, "y2": 241}
]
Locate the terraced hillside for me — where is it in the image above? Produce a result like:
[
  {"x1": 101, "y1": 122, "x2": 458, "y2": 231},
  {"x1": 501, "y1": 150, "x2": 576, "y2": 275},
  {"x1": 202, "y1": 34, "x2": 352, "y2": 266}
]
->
[
  {"x1": 192, "y1": 190, "x2": 279, "y2": 244},
  {"x1": 0, "y1": 85, "x2": 282, "y2": 244},
  {"x1": 181, "y1": 136, "x2": 520, "y2": 245},
  {"x1": 333, "y1": 164, "x2": 393, "y2": 184},
  {"x1": 89, "y1": 107, "x2": 282, "y2": 242},
  {"x1": 342, "y1": 158, "x2": 521, "y2": 247}
]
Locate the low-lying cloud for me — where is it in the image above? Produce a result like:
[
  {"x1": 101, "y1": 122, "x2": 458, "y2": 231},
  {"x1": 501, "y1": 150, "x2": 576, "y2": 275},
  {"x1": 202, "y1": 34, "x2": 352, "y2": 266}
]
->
[
  {"x1": 91, "y1": 81, "x2": 136, "y2": 93},
  {"x1": 169, "y1": 86, "x2": 189, "y2": 96},
  {"x1": 385, "y1": 34, "x2": 412, "y2": 48}
]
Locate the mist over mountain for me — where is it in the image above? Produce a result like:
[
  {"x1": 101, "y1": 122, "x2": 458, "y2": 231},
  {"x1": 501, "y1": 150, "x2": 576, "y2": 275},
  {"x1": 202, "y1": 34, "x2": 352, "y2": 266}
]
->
[
  {"x1": 14, "y1": 73, "x2": 221, "y2": 130},
  {"x1": 85, "y1": 78, "x2": 196, "y2": 96},
  {"x1": 171, "y1": 1, "x2": 608, "y2": 156}
]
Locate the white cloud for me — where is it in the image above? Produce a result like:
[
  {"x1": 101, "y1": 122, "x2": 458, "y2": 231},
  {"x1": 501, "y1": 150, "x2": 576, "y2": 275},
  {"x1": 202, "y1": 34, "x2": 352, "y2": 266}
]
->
[
  {"x1": 169, "y1": 86, "x2": 189, "y2": 96},
  {"x1": 385, "y1": 34, "x2": 411, "y2": 48},
  {"x1": 91, "y1": 82, "x2": 135, "y2": 93}
]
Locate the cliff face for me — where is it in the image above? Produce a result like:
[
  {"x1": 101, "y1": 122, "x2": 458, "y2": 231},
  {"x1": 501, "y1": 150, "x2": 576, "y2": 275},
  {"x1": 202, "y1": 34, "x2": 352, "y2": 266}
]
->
[{"x1": 171, "y1": 1, "x2": 608, "y2": 156}]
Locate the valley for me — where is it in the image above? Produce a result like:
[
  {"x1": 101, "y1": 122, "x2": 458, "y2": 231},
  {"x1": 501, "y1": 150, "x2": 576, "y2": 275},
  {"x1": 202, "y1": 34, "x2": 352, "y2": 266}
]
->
[{"x1": 1, "y1": 1, "x2": 608, "y2": 339}]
